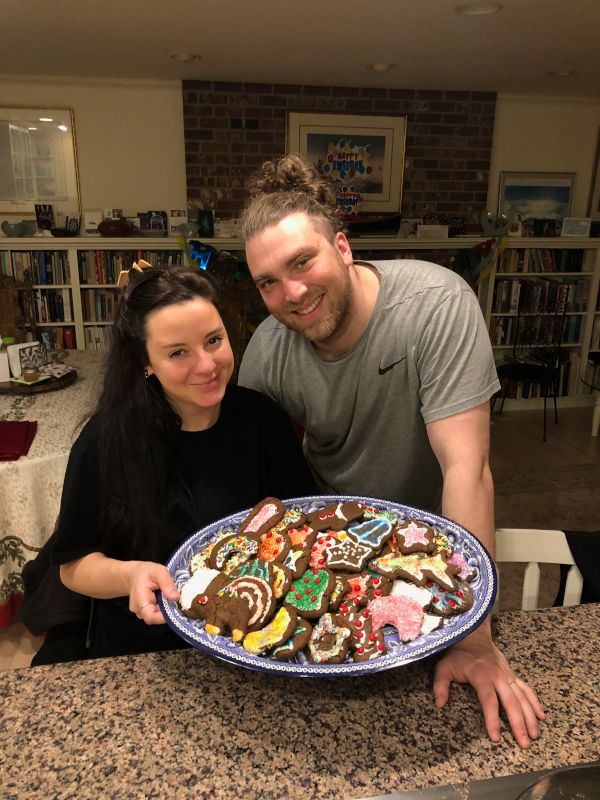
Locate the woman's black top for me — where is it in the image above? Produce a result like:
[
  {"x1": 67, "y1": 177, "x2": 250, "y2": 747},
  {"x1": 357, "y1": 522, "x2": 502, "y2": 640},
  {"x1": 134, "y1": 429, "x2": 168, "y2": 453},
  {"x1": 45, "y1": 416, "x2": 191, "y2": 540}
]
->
[{"x1": 50, "y1": 385, "x2": 317, "y2": 658}]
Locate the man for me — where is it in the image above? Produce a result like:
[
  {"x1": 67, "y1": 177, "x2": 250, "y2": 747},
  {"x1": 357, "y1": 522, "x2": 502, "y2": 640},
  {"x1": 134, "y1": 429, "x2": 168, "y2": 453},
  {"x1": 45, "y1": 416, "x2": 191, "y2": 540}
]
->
[{"x1": 237, "y1": 155, "x2": 544, "y2": 747}]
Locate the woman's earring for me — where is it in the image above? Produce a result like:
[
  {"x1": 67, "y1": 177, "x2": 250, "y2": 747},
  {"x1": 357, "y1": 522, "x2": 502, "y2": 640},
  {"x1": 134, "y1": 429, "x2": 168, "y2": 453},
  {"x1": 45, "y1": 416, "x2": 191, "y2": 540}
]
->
[{"x1": 144, "y1": 369, "x2": 150, "y2": 379}]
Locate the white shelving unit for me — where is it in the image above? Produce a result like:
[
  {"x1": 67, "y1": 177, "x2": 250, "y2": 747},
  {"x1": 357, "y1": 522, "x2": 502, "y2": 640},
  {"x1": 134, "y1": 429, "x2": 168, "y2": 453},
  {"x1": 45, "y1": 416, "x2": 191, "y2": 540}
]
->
[
  {"x1": 1, "y1": 234, "x2": 599, "y2": 407},
  {"x1": 0, "y1": 237, "x2": 186, "y2": 350}
]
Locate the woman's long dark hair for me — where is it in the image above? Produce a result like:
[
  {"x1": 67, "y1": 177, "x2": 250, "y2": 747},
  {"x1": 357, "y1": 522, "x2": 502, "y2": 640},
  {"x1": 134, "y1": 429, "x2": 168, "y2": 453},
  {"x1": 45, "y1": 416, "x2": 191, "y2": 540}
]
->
[{"x1": 94, "y1": 267, "x2": 220, "y2": 561}]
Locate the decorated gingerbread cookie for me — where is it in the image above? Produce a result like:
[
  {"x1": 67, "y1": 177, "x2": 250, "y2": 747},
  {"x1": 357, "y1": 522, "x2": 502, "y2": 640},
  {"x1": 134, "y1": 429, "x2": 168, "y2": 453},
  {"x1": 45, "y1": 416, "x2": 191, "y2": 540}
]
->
[
  {"x1": 208, "y1": 532, "x2": 260, "y2": 575},
  {"x1": 393, "y1": 520, "x2": 436, "y2": 554},
  {"x1": 427, "y1": 578, "x2": 474, "y2": 617},
  {"x1": 319, "y1": 531, "x2": 374, "y2": 572},
  {"x1": 369, "y1": 551, "x2": 459, "y2": 592},
  {"x1": 337, "y1": 605, "x2": 387, "y2": 662},
  {"x1": 340, "y1": 571, "x2": 393, "y2": 607},
  {"x1": 237, "y1": 497, "x2": 286, "y2": 537},
  {"x1": 267, "y1": 507, "x2": 307, "y2": 534},
  {"x1": 272, "y1": 618, "x2": 313, "y2": 661},
  {"x1": 257, "y1": 529, "x2": 292, "y2": 564},
  {"x1": 306, "y1": 613, "x2": 352, "y2": 664},
  {"x1": 367, "y1": 595, "x2": 425, "y2": 642},
  {"x1": 358, "y1": 502, "x2": 402, "y2": 525},
  {"x1": 179, "y1": 568, "x2": 227, "y2": 614},
  {"x1": 390, "y1": 579, "x2": 442, "y2": 635},
  {"x1": 189, "y1": 532, "x2": 232, "y2": 573},
  {"x1": 306, "y1": 500, "x2": 364, "y2": 532},
  {"x1": 284, "y1": 568, "x2": 335, "y2": 619},
  {"x1": 347, "y1": 517, "x2": 395, "y2": 550},
  {"x1": 283, "y1": 524, "x2": 317, "y2": 578},
  {"x1": 328, "y1": 573, "x2": 350, "y2": 611},
  {"x1": 242, "y1": 606, "x2": 298, "y2": 656},
  {"x1": 191, "y1": 593, "x2": 252, "y2": 642},
  {"x1": 447, "y1": 552, "x2": 477, "y2": 582},
  {"x1": 219, "y1": 575, "x2": 276, "y2": 633}
]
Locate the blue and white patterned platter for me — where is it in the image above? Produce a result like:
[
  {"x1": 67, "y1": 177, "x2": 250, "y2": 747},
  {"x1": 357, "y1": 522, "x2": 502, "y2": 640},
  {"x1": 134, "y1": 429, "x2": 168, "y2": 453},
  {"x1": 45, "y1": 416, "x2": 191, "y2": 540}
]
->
[{"x1": 159, "y1": 495, "x2": 497, "y2": 677}]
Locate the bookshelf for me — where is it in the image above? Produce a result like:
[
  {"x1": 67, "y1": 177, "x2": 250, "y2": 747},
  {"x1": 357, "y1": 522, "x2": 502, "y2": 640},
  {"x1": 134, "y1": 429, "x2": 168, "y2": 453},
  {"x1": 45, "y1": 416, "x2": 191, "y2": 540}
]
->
[
  {"x1": 1, "y1": 235, "x2": 599, "y2": 407},
  {"x1": 477, "y1": 237, "x2": 600, "y2": 408},
  {"x1": 0, "y1": 237, "x2": 186, "y2": 351}
]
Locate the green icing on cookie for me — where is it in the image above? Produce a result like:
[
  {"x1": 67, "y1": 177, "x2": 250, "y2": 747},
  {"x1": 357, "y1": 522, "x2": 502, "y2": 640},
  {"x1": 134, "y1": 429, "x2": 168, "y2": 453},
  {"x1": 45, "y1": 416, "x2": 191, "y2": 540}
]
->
[{"x1": 285, "y1": 569, "x2": 329, "y2": 613}]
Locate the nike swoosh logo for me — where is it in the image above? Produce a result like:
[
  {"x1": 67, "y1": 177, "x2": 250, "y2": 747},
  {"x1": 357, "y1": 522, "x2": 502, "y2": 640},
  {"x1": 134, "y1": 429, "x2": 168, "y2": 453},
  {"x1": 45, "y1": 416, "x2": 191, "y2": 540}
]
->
[{"x1": 378, "y1": 357, "x2": 407, "y2": 375}]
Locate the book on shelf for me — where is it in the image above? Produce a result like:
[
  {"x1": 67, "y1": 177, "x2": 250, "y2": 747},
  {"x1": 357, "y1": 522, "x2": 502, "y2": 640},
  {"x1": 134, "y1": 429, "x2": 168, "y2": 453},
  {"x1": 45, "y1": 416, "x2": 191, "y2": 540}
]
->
[
  {"x1": 62, "y1": 289, "x2": 72, "y2": 322},
  {"x1": 497, "y1": 248, "x2": 585, "y2": 274}
]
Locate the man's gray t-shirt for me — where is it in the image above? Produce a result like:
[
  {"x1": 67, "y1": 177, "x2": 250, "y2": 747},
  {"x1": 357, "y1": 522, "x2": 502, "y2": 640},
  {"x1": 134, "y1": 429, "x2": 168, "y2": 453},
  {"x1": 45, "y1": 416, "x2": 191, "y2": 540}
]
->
[{"x1": 238, "y1": 259, "x2": 500, "y2": 513}]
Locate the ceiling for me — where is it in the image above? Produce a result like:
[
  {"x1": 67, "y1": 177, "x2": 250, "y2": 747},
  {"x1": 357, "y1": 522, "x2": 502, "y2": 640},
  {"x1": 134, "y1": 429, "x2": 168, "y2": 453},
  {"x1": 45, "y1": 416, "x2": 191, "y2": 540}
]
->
[{"x1": 2, "y1": 0, "x2": 600, "y2": 97}]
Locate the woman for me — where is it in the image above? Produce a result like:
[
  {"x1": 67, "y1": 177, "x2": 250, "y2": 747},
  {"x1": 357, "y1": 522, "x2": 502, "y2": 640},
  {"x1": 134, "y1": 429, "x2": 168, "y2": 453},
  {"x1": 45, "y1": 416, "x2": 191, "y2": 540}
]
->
[{"x1": 32, "y1": 267, "x2": 316, "y2": 663}]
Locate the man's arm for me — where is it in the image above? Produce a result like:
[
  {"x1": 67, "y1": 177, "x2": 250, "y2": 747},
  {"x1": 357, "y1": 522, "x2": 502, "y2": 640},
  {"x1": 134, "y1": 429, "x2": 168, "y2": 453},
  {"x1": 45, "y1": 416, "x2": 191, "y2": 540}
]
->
[{"x1": 426, "y1": 402, "x2": 545, "y2": 748}]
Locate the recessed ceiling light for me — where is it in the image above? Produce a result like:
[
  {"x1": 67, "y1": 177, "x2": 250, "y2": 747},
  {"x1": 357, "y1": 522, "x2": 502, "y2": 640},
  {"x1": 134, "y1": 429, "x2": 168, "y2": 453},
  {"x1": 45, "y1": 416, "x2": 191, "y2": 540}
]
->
[
  {"x1": 550, "y1": 69, "x2": 573, "y2": 77},
  {"x1": 58, "y1": 124, "x2": 68, "y2": 131},
  {"x1": 170, "y1": 53, "x2": 202, "y2": 62},
  {"x1": 39, "y1": 117, "x2": 53, "y2": 122},
  {"x1": 28, "y1": 126, "x2": 38, "y2": 131},
  {"x1": 455, "y1": 3, "x2": 503, "y2": 15},
  {"x1": 367, "y1": 63, "x2": 398, "y2": 73}
]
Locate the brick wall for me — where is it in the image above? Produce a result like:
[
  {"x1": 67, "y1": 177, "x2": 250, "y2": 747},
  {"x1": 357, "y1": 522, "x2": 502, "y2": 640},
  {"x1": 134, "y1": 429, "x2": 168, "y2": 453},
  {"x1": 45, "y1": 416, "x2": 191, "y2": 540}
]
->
[{"x1": 182, "y1": 81, "x2": 496, "y2": 227}]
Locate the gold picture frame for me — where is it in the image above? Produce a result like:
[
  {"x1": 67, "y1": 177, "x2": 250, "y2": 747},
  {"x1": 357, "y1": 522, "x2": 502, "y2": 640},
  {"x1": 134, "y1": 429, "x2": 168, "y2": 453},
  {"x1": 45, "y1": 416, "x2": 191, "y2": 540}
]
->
[
  {"x1": 0, "y1": 107, "x2": 81, "y2": 217},
  {"x1": 286, "y1": 112, "x2": 406, "y2": 213}
]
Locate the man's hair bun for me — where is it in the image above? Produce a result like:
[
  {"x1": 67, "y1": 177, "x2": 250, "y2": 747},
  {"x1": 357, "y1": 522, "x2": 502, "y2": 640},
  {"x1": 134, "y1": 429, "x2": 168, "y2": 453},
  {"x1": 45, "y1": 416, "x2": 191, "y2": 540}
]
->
[{"x1": 241, "y1": 155, "x2": 344, "y2": 240}]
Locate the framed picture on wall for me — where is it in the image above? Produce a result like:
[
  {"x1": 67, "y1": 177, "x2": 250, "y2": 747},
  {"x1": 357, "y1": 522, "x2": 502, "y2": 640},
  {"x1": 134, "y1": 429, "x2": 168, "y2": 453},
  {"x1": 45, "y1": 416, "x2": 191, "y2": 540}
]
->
[
  {"x1": 586, "y1": 128, "x2": 600, "y2": 220},
  {"x1": 286, "y1": 112, "x2": 406, "y2": 213},
  {"x1": 498, "y1": 172, "x2": 575, "y2": 232}
]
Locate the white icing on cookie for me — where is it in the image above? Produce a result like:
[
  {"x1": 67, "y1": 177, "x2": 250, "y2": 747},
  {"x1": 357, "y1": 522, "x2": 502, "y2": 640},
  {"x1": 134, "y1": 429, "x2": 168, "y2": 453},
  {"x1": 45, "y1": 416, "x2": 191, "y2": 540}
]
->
[
  {"x1": 179, "y1": 568, "x2": 221, "y2": 610},
  {"x1": 391, "y1": 579, "x2": 432, "y2": 606}
]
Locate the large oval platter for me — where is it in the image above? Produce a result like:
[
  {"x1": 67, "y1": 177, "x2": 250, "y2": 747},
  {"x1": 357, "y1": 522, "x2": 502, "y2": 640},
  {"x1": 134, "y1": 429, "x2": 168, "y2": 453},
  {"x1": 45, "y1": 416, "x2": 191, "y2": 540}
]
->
[{"x1": 159, "y1": 495, "x2": 497, "y2": 677}]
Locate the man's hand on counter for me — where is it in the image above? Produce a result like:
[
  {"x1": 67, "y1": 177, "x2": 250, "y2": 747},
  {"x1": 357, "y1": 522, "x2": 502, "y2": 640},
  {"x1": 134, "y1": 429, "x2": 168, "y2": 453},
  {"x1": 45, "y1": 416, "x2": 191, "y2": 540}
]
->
[{"x1": 432, "y1": 623, "x2": 546, "y2": 749}]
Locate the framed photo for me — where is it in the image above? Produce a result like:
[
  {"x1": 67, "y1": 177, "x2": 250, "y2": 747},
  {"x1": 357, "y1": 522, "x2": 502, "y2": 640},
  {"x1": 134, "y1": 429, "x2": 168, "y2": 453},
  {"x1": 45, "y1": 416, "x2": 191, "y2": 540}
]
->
[
  {"x1": 398, "y1": 218, "x2": 423, "y2": 237},
  {"x1": 561, "y1": 217, "x2": 591, "y2": 237},
  {"x1": 587, "y1": 127, "x2": 600, "y2": 220},
  {"x1": 287, "y1": 112, "x2": 406, "y2": 213},
  {"x1": 498, "y1": 172, "x2": 575, "y2": 230},
  {"x1": 0, "y1": 107, "x2": 80, "y2": 216}
]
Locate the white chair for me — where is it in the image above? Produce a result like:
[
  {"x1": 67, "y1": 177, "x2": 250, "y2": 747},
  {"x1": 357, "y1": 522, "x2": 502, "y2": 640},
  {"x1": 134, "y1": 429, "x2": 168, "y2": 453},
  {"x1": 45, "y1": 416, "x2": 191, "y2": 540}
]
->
[{"x1": 494, "y1": 528, "x2": 583, "y2": 611}]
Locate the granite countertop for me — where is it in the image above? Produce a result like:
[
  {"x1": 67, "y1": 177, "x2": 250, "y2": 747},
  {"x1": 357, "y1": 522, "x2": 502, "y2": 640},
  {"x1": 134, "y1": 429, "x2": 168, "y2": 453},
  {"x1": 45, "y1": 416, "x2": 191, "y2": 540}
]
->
[{"x1": 1, "y1": 604, "x2": 599, "y2": 800}]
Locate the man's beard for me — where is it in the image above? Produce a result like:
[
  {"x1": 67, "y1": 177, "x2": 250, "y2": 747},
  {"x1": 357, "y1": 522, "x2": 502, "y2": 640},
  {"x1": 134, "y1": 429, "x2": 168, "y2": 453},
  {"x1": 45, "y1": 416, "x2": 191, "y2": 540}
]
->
[{"x1": 275, "y1": 274, "x2": 353, "y2": 345}]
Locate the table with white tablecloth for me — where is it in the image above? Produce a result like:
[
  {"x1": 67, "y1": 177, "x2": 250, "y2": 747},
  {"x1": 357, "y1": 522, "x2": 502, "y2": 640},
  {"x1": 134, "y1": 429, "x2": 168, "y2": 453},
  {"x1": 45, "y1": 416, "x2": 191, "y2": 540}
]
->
[{"x1": 0, "y1": 350, "x2": 105, "y2": 627}]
